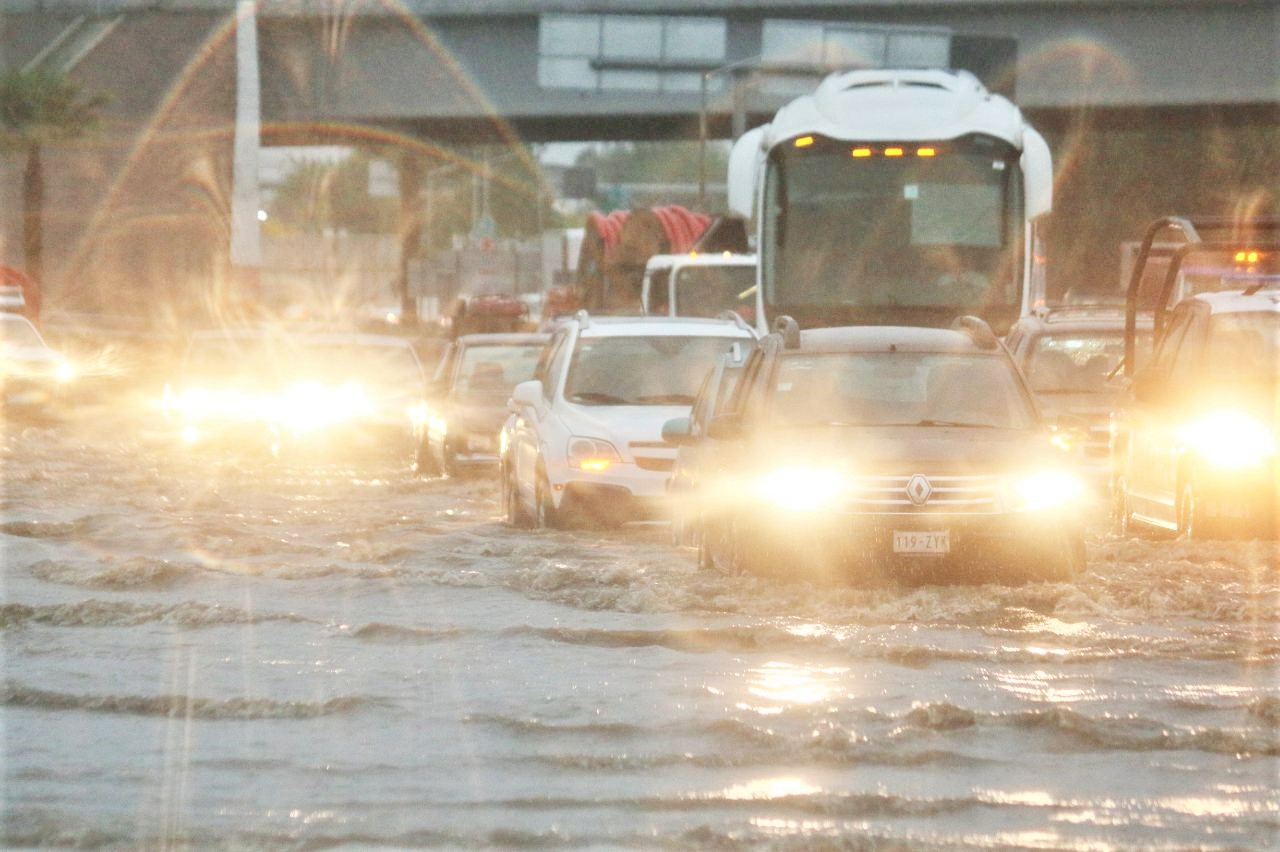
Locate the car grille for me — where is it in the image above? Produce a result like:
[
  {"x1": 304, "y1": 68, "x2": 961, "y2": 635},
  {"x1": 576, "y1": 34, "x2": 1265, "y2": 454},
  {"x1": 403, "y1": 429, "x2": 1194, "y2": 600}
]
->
[
  {"x1": 635, "y1": 456, "x2": 674, "y2": 472},
  {"x1": 841, "y1": 474, "x2": 1000, "y2": 515}
]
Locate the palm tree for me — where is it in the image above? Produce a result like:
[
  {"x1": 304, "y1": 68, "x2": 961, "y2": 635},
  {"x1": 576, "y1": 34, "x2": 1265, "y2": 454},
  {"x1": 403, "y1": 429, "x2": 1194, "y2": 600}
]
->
[{"x1": 0, "y1": 68, "x2": 106, "y2": 297}]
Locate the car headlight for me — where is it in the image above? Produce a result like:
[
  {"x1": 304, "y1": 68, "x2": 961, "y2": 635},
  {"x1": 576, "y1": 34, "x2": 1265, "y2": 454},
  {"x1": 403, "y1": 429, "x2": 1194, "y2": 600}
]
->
[
  {"x1": 754, "y1": 466, "x2": 845, "y2": 512},
  {"x1": 54, "y1": 360, "x2": 75, "y2": 383},
  {"x1": 1007, "y1": 471, "x2": 1086, "y2": 513},
  {"x1": 567, "y1": 436, "x2": 621, "y2": 471},
  {"x1": 1179, "y1": 410, "x2": 1276, "y2": 470}
]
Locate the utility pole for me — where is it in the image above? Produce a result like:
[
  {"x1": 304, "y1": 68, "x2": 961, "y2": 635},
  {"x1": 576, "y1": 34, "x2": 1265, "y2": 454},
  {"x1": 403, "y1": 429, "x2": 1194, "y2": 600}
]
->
[{"x1": 229, "y1": 0, "x2": 262, "y2": 301}]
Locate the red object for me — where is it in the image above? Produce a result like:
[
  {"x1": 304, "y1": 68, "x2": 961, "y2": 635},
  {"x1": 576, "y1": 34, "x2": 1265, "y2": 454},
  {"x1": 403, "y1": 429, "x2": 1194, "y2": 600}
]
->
[
  {"x1": 651, "y1": 205, "x2": 711, "y2": 254},
  {"x1": 0, "y1": 265, "x2": 39, "y2": 323},
  {"x1": 586, "y1": 210, "x2": 628, "y2": 250},
  {"x1": 467, "y1": 294, "x2": 527, "y2": 317}
]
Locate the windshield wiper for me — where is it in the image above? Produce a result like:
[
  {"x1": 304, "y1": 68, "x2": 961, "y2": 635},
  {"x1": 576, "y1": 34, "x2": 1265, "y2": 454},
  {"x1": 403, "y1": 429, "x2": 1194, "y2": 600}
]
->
[
  {"x1": 910, "y1": 419, "x2": 999, "y2": 428},
  {"x1": 632, "y1": 393, "x2": 695, "y2": 404},
  {"x1": 567, "y1": 391, "x2": 630, "y2": 404}
]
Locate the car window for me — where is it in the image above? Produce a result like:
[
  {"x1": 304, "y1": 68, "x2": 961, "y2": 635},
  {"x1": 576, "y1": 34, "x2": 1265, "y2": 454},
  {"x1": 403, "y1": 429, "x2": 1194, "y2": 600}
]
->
[
  {"x1": 769, "y1": 352, "x2": 1038, "y2": 429},
  {"x1": 454, "y1": 344, "x2": 544, "y2": 400},
  {"x1": 1026, "y1": 330, "x2": 1152, "y2": 393},
  {"x1": 563, "y1": 335, "x2": 741, "y2": 406},
  {"x1": 1151, "y1": 307, "x2": 1193, "y2": 374},
  {"x1": 1170, "y1": 309, "x2": 1208, "y2": 382},
  {"x1": 1206, "y1": 311, "x2": 1280, "y2": 379}
]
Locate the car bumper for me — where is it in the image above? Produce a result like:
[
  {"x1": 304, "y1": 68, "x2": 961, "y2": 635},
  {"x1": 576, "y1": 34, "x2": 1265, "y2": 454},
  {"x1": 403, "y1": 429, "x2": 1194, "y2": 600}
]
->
[
  {"x1": 550, "y1": 462, "x2": 671, "y2": 521},
  {"x1": 1195, "y1": 465, "x2": 1278, "y2": 536},
  {"x1": 739, "y1": 508, "x2": 1083, "y2": 579}
]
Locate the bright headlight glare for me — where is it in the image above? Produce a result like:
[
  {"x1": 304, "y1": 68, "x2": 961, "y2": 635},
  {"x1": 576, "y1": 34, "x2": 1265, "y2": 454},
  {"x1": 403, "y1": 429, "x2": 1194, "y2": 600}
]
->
[
  {"x1": 568, "y1": 436, "x2": 620, "y2": 471},
  {"x1": 54, "y1": 361, "x2": 75, "y2": 383},
  {"x1": 1179, "y1": 410, "x2": 1276, "y2": 469},
  {"x1": 1011, "y1": 471, "x2": 1085, "y2": 512},
  {"x1": 754, "y1": 466, "x2": 845, "y2": 512}
]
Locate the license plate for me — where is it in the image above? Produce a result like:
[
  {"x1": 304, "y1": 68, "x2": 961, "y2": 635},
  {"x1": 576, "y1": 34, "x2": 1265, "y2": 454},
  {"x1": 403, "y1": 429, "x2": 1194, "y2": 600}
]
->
[{"x1": 893, "y1": 530, "x2": 950, "y2": 555}]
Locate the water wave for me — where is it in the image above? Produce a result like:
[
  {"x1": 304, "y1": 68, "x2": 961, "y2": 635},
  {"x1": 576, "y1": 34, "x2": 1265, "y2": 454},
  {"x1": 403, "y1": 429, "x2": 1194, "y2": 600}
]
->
[
  {"x1": 0, "y1": 684, "x2": 381, "y2": 719},
  {"x1": 344, "y1": 622, "x2": 469, "y2": 643},
  {"x1": 0, "y1": 600, "x2": 311, "y2": 629},
  {"x1": 28, "y1": 557, "x2": 196, "y2": 589}
]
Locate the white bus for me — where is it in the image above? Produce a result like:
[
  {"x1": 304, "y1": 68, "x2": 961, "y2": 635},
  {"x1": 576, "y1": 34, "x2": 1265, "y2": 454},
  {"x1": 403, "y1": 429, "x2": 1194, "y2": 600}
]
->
[{"x1": 728, "y1": 69, "x2": 1053, "y2": 334}]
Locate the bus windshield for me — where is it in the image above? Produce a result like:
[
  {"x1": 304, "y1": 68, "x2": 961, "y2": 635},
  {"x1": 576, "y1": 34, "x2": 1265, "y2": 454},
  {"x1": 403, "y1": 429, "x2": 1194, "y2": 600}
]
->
[{"x1": 762, "y1": 136, "x2": 1023, "y2": 330}]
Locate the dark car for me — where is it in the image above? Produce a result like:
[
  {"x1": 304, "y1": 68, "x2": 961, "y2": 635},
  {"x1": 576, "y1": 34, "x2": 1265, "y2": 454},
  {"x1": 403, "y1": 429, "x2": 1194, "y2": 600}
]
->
[
  {"x1": 1005, "y1": 305, "x2": 1154, "y2": 488},
  {"x1": 662, "y1": 343, "x2": 751, "y2": 554},
  {"x1": 680, "y1": 318, "x2": 1088, "y2": 584},
  {"x1": 417, "y1": 332, "x2": 548, "y2": 475},
  {"x1": 1113, "y1": 290, "x2": 1278, "y2": 538}
]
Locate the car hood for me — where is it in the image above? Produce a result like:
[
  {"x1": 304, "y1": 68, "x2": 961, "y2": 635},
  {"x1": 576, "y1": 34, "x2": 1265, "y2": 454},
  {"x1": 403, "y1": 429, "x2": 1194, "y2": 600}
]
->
[
  {"x1": 2, "y1": 345, "x2": 60, "y2": 365},
  {"x1": 751, "y1": 426, "x2": 1060, "y2": 475},
  {"x1": 559, "y1": 403, "x2": 689, "y2": 454},
  {"x1": 1034, "y1": 392, "x2": 1120, "y2": 424}
]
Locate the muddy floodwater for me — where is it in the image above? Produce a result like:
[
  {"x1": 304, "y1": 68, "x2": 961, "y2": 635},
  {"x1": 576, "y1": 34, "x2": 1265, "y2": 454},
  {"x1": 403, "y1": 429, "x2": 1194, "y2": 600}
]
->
[{"x1": 2, "y1": 395, "x2": 1277, "y2": 848}]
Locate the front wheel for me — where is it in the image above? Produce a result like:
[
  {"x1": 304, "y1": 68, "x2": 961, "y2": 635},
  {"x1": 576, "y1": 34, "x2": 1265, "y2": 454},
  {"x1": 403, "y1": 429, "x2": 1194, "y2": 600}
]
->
[
  {"x1": 535, "y1": 471, "x2": 559, "y2": 530},
  {"x1": 1178, "y1": 479, "x2": 1214, "y2": 540},
  {"x1": 504, "y1": 461, "x2": 533, "y2": 528},
  {"x1": 415, "y1": 437, "x2": 439, "y2": 477},
  {"x1": 1112, "y1": 477, "x2": 1133, "y2": 536}
]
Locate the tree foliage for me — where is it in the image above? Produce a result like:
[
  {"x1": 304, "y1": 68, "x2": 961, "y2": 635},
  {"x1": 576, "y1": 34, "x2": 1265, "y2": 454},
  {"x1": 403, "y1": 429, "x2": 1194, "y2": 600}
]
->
[{"x1": 0, "y1": 68, "x2": 106, "y2": 151}]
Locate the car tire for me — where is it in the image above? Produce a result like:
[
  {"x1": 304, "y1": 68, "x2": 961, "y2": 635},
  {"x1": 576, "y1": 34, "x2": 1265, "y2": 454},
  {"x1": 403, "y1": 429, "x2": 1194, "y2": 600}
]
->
[
  {"x1": 696, "y1": 528, "x2": 714, "y2": 571},
  {"x1": 1112, "y1": 477, "x2": 1133, "y2": 537},
  {"x1": 504, "y1": 462, "x2": 534, "y2": 529},
  {"x1": 728, "y1": 519, "x2": 763, "y2": 577},
  {"x1": 1178, "y1": 478, "x2": 1213, "y2": 540},
  {"x1": 442, "y1": 440, "x2": 460, "y2": 478},
  {"x1": 535, "y1": 470, "x2": 560, "y2": 530},
  {"x1": 415, "y1": 438, "x2": 439, "y2": 477}
]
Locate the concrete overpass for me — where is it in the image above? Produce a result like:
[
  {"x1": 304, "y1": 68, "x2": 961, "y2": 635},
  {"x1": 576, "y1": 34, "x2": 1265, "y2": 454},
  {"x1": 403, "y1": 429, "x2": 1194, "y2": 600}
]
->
[{"x1": 0, "y1": 0, "x2": 1276, "y2": 320}]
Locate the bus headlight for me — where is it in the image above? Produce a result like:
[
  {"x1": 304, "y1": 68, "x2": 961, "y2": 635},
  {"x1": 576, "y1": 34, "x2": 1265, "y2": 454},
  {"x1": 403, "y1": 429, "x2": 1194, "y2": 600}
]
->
[
  {"x1": 1180, "y1": 410, "x2": 1276, "y2": 470},
  {"x1": 754, "y1": 466, "x2": 845, "y2": 512}
]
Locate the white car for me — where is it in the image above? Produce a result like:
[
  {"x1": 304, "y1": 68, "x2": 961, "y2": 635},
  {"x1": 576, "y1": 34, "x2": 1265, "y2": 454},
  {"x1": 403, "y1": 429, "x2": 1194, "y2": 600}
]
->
[
  {"x1": 1, "y1": 313, "x2": 74, "y2": 415},
  {"x1": 502, "y1": 313, "x2": 756, "y2": 528}
]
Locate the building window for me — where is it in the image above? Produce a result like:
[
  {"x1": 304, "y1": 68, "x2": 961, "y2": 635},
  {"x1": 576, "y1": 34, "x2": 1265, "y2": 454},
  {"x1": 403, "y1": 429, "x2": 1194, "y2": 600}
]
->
[
  {"x1": 761, "y1": 20, "x2": 949, "y2": 70},
  {"x1": 538, "y1": 14, "x2": 727, "y2": 93}
]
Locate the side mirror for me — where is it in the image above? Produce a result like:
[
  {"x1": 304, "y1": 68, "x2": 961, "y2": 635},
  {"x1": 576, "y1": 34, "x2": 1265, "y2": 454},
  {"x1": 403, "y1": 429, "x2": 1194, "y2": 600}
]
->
[
  {"x1": 661, "y1": 416, "x2": 694, "y2": 446},
  {"x1": 509, "y1": 379, "x2": 542, "y2": 413},
  {"x1": 706, "y1": 412, "x2": 744, "y2": 441}
]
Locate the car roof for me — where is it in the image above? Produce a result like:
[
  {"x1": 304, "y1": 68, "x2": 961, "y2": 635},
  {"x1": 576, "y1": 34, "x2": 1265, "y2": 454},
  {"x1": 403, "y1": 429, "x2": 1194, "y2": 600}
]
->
[
  {"x1": 575, "y1": 316, "x2": 756, "y2": 339},
  {"x1": 1189, "y1": 289, "x2": 1280, "y2": 314},
  {"x1": 1015, "y1": 308, "x2": 1154, "y2": 334},
  {"x1": 457, "y1": 333, "x2": 548, "y2": 346},
  {"x1": 787, "y1": 325, "x2": 1002, "y2": 355}
]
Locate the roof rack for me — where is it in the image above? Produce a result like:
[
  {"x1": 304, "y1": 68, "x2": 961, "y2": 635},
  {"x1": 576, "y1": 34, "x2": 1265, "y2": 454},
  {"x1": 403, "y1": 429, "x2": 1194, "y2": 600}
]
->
[
  {"x1": 574, "y1": 308, "x2": 590, "y2": 329},
  {"x1": 951, "y1": 315, "x2": 999, "y2": 350},
  {"x1": 1123, "y1": 216, "x2": 1280, "y2": 376},
  {"x1": 773, "y1": 315, "x2": 800, "y2": 350}
]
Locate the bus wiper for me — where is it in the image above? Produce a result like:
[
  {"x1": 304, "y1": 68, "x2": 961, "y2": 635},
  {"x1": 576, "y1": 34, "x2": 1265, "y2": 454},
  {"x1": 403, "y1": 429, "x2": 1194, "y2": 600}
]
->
[
  {"x1": 567, "y1": 391, "x2": 630, "y2": 404},
  {"x1": 633, "y1": 393, "x2": 695, "y2": 404}
]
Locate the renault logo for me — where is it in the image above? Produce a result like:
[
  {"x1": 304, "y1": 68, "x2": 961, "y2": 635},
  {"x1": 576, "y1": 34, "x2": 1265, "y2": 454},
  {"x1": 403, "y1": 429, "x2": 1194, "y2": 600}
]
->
[{"x1": 906, "y1": 474, "x2": 933, "y2": 506}]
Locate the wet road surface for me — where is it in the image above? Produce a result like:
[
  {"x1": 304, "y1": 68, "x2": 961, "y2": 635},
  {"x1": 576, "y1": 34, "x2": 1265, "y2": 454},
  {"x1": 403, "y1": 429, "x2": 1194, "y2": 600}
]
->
[{"x1": 2, "y1": 396, "x2": 1277, "y2": 848}]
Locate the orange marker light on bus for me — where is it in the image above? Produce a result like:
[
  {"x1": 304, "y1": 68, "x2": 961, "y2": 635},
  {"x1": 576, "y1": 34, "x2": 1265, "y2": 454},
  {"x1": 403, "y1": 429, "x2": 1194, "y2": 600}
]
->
[
  {"x1": 794, "y1": 136, "x2": 814, "y2": 148},
  {"x1": 916, "y1": 147, "x2": 937, "y2": 157},
  {"x1": 1247, "y1": 251, "x2": 1260, "y2": 264},
  {"x1": 884, "y1": 147, "x2": 904, "y2": 157},
  {"x1": 851, "y1": 147, "x2": 873, "y2": 158},
  {"x1": 1235, "y1": 251, "x2": 1247, "y2": 262}
]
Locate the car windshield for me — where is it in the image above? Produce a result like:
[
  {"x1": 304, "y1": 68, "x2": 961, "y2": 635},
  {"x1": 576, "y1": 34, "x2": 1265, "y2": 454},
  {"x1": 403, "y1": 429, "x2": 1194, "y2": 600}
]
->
[
  {"x1": 564, "y1": 335, "x2": 741, "y2": 405},
  {"x1": 1207, "y1": 312, "x2": 1280, "y2": 380},
  {"x1": 455, "y1": 343, "x2": 544, "y2": 400},
  {"x1": 770, "y1": 352, "x2": 1037, "y2": 429},
  {"x1": 1026, "y1": 330, "x2": 1153, "y2": 393},
  {"x1": 0, "y1": 317, "x2": 44, "y2": 349}
]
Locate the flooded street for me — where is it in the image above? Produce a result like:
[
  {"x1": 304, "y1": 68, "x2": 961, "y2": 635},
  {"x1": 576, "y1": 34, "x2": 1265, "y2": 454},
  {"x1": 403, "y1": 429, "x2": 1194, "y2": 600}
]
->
[{"x1": 2, "y1": 396, "x2": 1277, "y2": 849}]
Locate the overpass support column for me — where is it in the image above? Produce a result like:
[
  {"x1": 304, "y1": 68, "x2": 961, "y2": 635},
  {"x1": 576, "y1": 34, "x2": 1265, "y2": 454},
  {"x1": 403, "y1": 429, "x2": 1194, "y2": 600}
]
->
[{"x1": 397, "y1": 151, "x2": 424, "y2": 325}]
